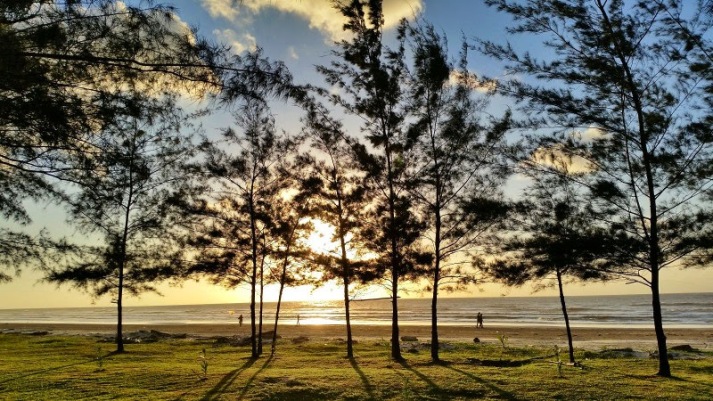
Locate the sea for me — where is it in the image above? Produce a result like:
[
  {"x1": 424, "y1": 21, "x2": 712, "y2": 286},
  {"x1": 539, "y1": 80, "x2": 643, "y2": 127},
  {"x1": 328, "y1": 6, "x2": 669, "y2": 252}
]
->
[{"x1": 0, "y1": 293, "x2": 710, "y2": 329}]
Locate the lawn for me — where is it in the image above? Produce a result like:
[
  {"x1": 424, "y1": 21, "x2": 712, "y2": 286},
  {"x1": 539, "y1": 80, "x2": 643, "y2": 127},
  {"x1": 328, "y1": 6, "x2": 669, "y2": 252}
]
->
[{"x1": 0, "y1": 333, "x2": 711, "y2": 400}]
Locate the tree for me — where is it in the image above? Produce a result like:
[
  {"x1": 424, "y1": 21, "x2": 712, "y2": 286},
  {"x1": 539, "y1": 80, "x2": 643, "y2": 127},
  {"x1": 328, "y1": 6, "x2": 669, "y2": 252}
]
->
[
  {"x1": 317, "y1": 0, "x2": 430, "y2": 361},
  {"x1": 46, "y1": 94, "x2": 196, "y2": 352},
  {"x1": 481, "y1": 0, "x2": 713, "y2": 377},
  {"x1": 405, "y1": 22, "x2": 511, "y2": 362},
  {"x1": 299, "y1": 103, "x2": 377, "y2": 358},
  {"x1": 0, "y1": 0, "x2": 293, "y2": 284},
  {"x1": 268, "y1": 198, "x2": 311, "y2": 356},
  {"x1": 484, "y1": 157, "x2": 619, "y2": 364},
  {"x1": 187, "y1": 99, "x2": 295, "y2": 359}
]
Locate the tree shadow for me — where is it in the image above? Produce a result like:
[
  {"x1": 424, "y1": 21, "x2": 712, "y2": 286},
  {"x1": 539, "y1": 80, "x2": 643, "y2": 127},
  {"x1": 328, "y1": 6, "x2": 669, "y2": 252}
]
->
[
  {"x1": 397, "y1": 360, "x2": 440, "y2": 392},
  {"x1": 0, "y1": 358, "x2": 98, "y2": 385},
  {"x1": 444, "y1": 365, "x2": 519, "y2": 401},
  {"x1": 199, "y1": 357, "x2": 256, "y2": 401},
  {"x1": 236, "y1": 355, "x2": 273, "y2": 400},
  {"x1": 349, "y1": 357, "x2": 375, "y2": 399}
]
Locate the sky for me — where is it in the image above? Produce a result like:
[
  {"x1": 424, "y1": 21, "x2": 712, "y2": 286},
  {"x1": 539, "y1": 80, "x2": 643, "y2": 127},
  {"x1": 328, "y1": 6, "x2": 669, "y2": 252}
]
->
[{"x1": 1, "y1": 0, "x2": 711, "y2": 309}]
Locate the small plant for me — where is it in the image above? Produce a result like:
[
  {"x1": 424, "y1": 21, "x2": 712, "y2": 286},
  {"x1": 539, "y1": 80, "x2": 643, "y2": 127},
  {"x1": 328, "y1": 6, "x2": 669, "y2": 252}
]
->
[
  {"x1": 554, "y1": 345, "x2": 563, "y2": 377},
  {"x1": 95, "y1": 346, "x2": 105, "y2": 371},
  {"x1": 497, "y1": 334, "x2": 509, "y2": 350},
  {"x1": 198, "y1": 348, "x2": 209, "y2": 380},
  {"x1": 400, "y1": 377, "x2": 414, "y2": 401}
]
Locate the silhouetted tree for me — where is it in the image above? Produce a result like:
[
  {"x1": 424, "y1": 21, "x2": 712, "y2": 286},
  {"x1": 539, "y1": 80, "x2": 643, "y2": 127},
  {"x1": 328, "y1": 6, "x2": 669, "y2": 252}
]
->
[
  {"x1": 406, "y1": 22, "x2": 511, "y2": 362},
  {"x1": 317, "y1": 0, "x2": 430, "y2": 361},
  {"x1": 269, "y1": 198, "x2": 311, "y2": 356},
  {"x1": 0, "y1": 1, "x2": 294, "y2": 284},
  {"x1": 484, "y1": 157, "x2": 622, "y2": 364},
  {"x1": 299, "y1": 103, "x2": 378, "y2": 358},
  {"x1": 481, "y1": 0, "x2": 713, "y2": 377},
  {"x1": 187, "y1": 99, "x2": 295, "y2": 359},
  {"x1": 46, "y1": 94, "x2": 196, "y2": 352}
]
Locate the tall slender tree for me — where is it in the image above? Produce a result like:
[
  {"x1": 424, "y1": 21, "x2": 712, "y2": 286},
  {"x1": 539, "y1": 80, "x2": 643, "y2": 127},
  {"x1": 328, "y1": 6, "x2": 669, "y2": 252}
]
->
[
  {"x1": 268, "y1": 198, "x2": 311, "y2": 355},
  {"x1": 1, "y1": 0, "x2": 294, "y2": 287},
  {"x1": 187, "y1": 99, "x2": 295, "y2": 359},
  {"x1": 299, "y1": 103, "x2": 377, "y2": 358},
  {"x1": 317, "y1": 0, "x2": 429, "y2": 361},
  {"x1": 484, "y1": 157, "x2": 621, "y2": 364},
  {"x1": 481, "y1": 0, "x2": 713, "y2": 377},
  {"x1": 406, "y1": 22, "x2": 511, "y2": 362},
  {"x1": 46, "y1": 94, "x2": 196, "y2": 352}
]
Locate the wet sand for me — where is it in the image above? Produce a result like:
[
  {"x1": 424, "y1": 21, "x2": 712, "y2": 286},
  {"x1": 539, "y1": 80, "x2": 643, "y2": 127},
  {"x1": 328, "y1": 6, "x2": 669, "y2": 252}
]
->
[{"x1": 2, "y1": 322, "x2": 711, "y2": 350}]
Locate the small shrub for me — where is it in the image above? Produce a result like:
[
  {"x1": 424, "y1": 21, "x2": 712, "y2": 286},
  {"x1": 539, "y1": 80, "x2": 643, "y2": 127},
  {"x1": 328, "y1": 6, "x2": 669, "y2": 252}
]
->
[{"x1": 198, "y1": 348, "x2": 208, "y2": 380}]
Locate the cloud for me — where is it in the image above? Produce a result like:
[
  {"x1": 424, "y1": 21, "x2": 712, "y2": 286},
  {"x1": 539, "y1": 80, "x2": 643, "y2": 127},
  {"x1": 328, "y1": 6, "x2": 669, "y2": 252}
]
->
[
  {"x1": 287, "y1": 46, "x2": 299, "y2": 60},
  {"x1": 213, "y1": 28, "x2": 257, "y2": 54},
  {"x1": 202, "y1": 0, "x2": 241, "y2": 21},
  {"x1": 202, "y1": 0, "x2": 424, "y2": 41},
  {"x1": 449, "y1": 70, "x2": 497, "y2": 94}
]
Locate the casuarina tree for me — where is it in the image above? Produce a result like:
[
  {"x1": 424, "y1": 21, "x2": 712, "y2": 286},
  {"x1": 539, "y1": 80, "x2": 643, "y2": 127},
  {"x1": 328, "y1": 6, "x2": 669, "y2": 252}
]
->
[
  {"x1": 299, "y1": 102, "x2": 378, "y2": 358},
  {"x1": 317, "y1": 0, "x2": 431, "y2": 361},
  {"x1": 484, "y1": 156, "x2": 622, "y2": 364},
  {"x1": 405, "y1": 22, "x2": 511, "y2": 362},
  {"x1": 46, "y1": 94, "x2": 197, "y2": 352},
  {"x1": 481, "y1": 0, "x2": 713, "y2": 376},
  {"x1": 187, "y1": 98, "x2": 296, "y2": 359}
]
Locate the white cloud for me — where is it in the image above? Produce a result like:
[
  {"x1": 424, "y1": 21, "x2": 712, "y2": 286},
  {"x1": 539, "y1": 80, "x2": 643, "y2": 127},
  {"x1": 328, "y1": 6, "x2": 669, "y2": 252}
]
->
[
  {"x1": 287, "y1": 46, "x2": 299, "y2": 60},
  {"x1": 213, "y1": 28, "x2": 257, "y2": 54},
  {"x1": 448, "y1": 70, "x2": 497, "y2": 94},
  {"x1": 202, "y1": 0, "x2": 241, "y2": 21},
  {"x1": 202, "y1": 0, "x2": 424, "y2": 41},
  {"x1": 580, "y1": 126, "x2": 607, "y2": 140}
]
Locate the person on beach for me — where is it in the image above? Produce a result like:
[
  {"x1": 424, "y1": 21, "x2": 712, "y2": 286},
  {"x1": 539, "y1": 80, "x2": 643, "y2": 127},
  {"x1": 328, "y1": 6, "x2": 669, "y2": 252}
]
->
[
  {"x1": 476, "y1": 312, "x2": 484, "y2": 328},
  {"x1": 238, "y1": 314, "x2": 243, "y2": 326}
]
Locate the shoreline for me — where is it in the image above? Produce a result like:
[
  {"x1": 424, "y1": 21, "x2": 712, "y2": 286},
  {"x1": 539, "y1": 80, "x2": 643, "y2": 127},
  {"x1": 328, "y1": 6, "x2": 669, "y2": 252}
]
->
[{"x1": 2, "y1": 322, "x2": 711, "y2": 350}]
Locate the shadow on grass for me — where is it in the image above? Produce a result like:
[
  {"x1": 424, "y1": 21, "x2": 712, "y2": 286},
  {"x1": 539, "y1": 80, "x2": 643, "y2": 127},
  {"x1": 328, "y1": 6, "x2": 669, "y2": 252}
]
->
[
  {"x1": 236, "y1": 355, "x2": 273, "y2": 400},
  {"x1": 444, "y1": 365, "x2": 518, "y2": 401},
  {"x1": 198, "y1": 357, "x2": 256, "y2": 401},
  {"x1": 395, "y1": 360, "x2": 490, "y2": 400},
  {"x1": 0, "y1": 357, "x2": 101, "y2": 385},
  {"x1": 349, "y1": 357, "x2": 375, "y2": 399}
]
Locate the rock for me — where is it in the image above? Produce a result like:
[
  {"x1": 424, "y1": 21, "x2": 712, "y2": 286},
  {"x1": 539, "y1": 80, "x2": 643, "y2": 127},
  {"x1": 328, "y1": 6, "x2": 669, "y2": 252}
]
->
[
  {"x1": 473, "y1": 337, "x2": 480, "y2": 343},
  {"x1": 401, "y1": 336, "x2": 418, "y2": 342},
  {"x1": 670, "y1": 344, "x2": 696, "y2": 352},
  {"x1": 124, "y1": 330, "x2": 160, "y2": 343},
  {"x1": 291, "y1": 336, "x2": 309, "y2": 344}
]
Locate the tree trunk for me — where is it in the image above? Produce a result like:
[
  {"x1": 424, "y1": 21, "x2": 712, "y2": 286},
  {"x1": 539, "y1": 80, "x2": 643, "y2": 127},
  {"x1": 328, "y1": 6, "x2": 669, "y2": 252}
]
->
[
  {"x1": 258, "y1": 248, "x2": 266, "y2": 356},
  {"x1": 249, "y1": 195, "x2": 259, "y2": 359},
  {"x1": 271, "y1": 278, "x2": 286, "y2": 356},
  {"x1": 391, "y1": 274, "x2": 402, "y2": 361},
  {"x1": 115, "y1": 288, "x2": 124, "y2": 353},
  {"x1": 430, "y1": 266, "x2": 440, "y2": 362},
  {"x1": 431, "y1": 207, "x2": 442, "y2": 362},
  {"x1": 651, "y1": 268, "x2": 670, "y2": 376},
  {"x1": 343, "y1": 275, "x2": 354, "y2": 358},
  {"x1": 556, "y1": 269, "x2": 575, "y2": 364}
]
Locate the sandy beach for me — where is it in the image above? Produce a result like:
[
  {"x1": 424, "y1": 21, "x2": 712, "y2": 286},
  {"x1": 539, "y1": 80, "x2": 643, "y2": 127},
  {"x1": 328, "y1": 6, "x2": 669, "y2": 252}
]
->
[{"x1": 2, "y1": 322, "x2": 711, "y2": 350}]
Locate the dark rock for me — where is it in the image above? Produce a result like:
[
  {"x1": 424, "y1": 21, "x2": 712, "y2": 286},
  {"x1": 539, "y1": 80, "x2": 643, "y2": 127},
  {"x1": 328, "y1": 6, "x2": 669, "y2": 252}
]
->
[
  {"x1": 291, "y1": 336, "x2": 309, "y2": 344},
  {"x1": 473, "y1": 337, "x2": 480, "y2": 343},
  {"x1": 401, "y1": 336, "x2": 418, "y2": 342},
  {"x1": 670, "y1": 344, "x2": 696, "y2": 352}
]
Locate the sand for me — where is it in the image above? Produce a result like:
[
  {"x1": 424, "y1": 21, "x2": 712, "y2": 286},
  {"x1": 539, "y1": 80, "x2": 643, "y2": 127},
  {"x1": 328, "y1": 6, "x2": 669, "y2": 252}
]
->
[{"x1": 2, "y1": 322, "x2": 711, "y2": 350}]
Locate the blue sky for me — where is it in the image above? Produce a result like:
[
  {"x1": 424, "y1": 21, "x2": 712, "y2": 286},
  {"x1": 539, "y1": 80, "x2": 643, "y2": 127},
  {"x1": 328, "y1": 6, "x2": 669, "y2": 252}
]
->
[{"x1": 1, "y1": 0, "x2": 711, "y2": 309}]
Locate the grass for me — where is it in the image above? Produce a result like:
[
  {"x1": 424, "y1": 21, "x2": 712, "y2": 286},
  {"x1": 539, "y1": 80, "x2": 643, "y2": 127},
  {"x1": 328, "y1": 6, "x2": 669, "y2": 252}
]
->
[{"x1": 0, "y1": 333, "x2": 711, "y2": 400}]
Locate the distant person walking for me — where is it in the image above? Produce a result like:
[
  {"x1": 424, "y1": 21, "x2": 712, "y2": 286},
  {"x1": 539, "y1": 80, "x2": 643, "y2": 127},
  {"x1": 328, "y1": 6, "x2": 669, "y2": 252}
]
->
[
  {"x1": 238, "y1": 314, "x2": 243, "y2": 327},
  {"x1": 476, "y1": 312, "x2": 484, "y2": 329},
  {"x1": 296, "y1": 314, "x2": 301, "y2": 326}
]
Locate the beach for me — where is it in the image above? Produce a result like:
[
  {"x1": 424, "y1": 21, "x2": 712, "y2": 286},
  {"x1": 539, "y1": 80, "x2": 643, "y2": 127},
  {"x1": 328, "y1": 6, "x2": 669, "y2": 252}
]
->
[{"x1": 2, "y1": 322, "x2": 711, "y2": 350}]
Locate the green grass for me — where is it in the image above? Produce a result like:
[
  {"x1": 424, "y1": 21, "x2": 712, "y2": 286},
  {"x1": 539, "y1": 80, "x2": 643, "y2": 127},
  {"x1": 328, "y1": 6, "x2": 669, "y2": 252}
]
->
[{"x1": 0, "y1": 334, "x2": 711, "y2": 400}]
